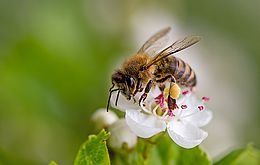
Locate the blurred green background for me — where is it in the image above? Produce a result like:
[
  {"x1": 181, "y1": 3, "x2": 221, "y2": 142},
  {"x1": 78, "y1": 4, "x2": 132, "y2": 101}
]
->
[{"x1": 0, "y1": 0, "x2": 260, "y2": 164}]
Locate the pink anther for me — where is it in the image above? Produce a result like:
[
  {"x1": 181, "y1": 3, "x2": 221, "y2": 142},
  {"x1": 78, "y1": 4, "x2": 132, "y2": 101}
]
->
[
  {"x1": 202, "y1": 97, "x2": 210, "y2": 101},
  {"x1": 155, "y1": 94, "x2": 164, "y2": 108},
  {"x1": 168, "y1": 110, "x2": 175, "y2": 117},
  {"x1": 182, "y1": 90, "x2": 189, "y2": 95},
  {"x1": 162, "y1": 108, "x2": 167, "y2": 112},
  {"x1": 174, "y1": 104, "x2": 179, "y2": 109},
  {"x1": 198, "y1": 105, "x2": 204, "y2": 111},
  {"x1": 181, "y1": 104, "x2": 188, "y2": 109}
]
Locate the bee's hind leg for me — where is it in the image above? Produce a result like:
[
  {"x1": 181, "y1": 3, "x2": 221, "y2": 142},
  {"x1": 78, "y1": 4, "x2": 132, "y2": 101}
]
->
[
  {"x1": 167, "y1": 94, "x2": 177, "y2": 111},
  {"x1": 138, "y1": 80, "x2": 153, "y2": 106},
  {"x1": 168, "y1": 78, "x2": 181, "y2": 111},
  {"x1": 156, "y1": 75, "x2": 179, "y2": 111}
]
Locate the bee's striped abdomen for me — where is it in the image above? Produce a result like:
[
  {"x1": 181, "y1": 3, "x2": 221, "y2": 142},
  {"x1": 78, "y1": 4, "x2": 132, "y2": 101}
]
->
[{"x1": 158, "y1": 56, "x2": 197, "y2": 87}]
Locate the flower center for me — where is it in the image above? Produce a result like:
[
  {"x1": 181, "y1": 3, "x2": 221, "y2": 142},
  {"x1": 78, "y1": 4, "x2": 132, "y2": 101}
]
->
[{"x1": 139, "y1": 88, "x2": 210, "y2": 121}]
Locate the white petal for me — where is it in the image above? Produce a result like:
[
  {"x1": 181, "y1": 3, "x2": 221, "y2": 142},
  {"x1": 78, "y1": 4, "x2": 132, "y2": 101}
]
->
[
  {"x1": 108, "y1": 119, "x2": 137, "y2": 149},
  {"x1": 167, "y1": 120, "x2": 208, "y2": 148},
  {"x1": 177, "y1": 94, "x2": 212, "y2": 123},
  {"x1": 91, "y1": 108, "x2": 119, "y2": 129},
  {"x1": 125, "y1": 109, "x2": 166, "y2": 138},
  {"x1": 176, "y1": 95, "x2": 199, "y2": 116},
  {"x1": 148, "y1": 86, "x2": 162, "y2": 99},
  {"x1": 178, "y1": 93, "x2": 199, "y2": 106},
  {"x1": 110, "y1": 92, "x2": 139, "y2": 112},
  {"x1": 184, "y1": 110, "x2": 213, "y2": 127}
]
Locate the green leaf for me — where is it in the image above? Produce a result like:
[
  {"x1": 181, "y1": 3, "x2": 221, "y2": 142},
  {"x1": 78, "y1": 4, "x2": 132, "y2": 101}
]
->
[
  {"x1": 74, "y1": 129, "x2": 110, "y2": 165},
  {"x1": 214, "y1": 144, "x2": 260, "y2": 165},
  {"x1": 49, "y1": 161, "x2": 58, "y2": 165},
  {"x1": 110, "y1": 138, "x2": 146, "y2": 165},
  {"x1": 173, "y1": 145, "x2": 211, "y2": 165},
  {"x1": 110, "y1": 133, "x2": 211, "y2": 165},
  {"x1": 156, "y1": 134, "x2": 211, "y2": 165}
]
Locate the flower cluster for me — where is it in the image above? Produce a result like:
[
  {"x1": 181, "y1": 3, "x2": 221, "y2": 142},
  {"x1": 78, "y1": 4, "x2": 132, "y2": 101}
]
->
[
  {"x1": 111, "y1": 86, "x2": 212, "y2": 149},
  {"x1": 91, "y1": 108, "x2": 137, "y2": 149}
]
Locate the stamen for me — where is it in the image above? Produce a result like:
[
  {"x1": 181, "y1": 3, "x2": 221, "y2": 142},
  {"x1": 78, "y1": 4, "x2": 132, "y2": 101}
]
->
[
  {"x1": 182, "y1": 90, "x2": 189, "y2": 95},
  {"x1": 155, "y1": 94, "x2": 164, "y2": 108},
  {"x1": 202, "y1": 97, "x2": 210, "y2": 101},
  {"x1": 152, "y1": 104, "x2": 160, "y2": 116},
  {"x1": 190, "y1": 87, "x2": 197, "y2": 92},
  {"x1": 162, "y1": 108, "x2": 167, "y2": 112},
  {"x1": 160, "y1": 108, "x2": 170, "y2": 120},
  {"x1": 155, "y1": 93, "x2": 163, "y2": 100},
  {"x1": 198, "y1": 105, "x2": 204, "y2": 111},
  {"x1": 167, "y1": 110, "x2": 175, "y2": 117},
  {"x1": 181, "y1": 104, "x2": 187, "y2": 109},
  {"x1": 174, "y1": 104, "x2": 179, "y2": 109}
]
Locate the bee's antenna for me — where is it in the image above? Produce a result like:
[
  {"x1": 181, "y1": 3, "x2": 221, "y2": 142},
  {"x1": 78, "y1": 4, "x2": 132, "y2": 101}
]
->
[
  {"x1": 109, "y1": 83, "x2": 115, "y2": 92},
  {"x1": 115, "y1": 90, "x2": 121, "y2": 106},
  {"x1": 106, "y1": 88, "x2": 119, "y2": 112}
]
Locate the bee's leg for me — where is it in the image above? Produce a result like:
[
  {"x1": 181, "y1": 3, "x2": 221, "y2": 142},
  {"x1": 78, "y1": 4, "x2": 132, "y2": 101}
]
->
[
  {"x1": 132, "y1": 97, "x2": 136, "y2": 103},
  {"x1": 167, "y1": 94, "x2": 176, "y2": 111},
  {"x1": 168, "y1": 78, "x2": 181, "y2": 111},
  {"x1": 156, "y1": 75, "x2": 178, "y2": 111},
  {"x1": 159, "y1": 84, "x2": 165, "y2": 92},
  {"x1": 155, "y1": 75, "x2": 172, "y2": 83},
  {"x1": 133, "y1": 78, "x2": 142, "y2": 103},
  {"x1": 138, "y1": 80, "x2": 153, "y2": 106},
  {"x1": 133, "y1": 78, "x2": 143, "y2": 95}
]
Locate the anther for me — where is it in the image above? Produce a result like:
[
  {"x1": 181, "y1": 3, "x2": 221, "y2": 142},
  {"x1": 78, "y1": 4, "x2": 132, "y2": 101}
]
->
[
  {"x1": 155, "y1": 94, "x2": 164, "y2": 108},
  {"x1": 202, "y1": 97, "x2": 210, "y2": 101},
  {"x1": 182, "y1": 90, "x2": 189, "y2": 95},
  {"x1": 198, "y1": 105, "x2": 204, "y2": 111},
  {"x1": 162, "y1": 108, "x2": 166, "y2": 112},
  {"x1": 181, "y1": 104, "x2": 187, "y2": 109},
  {"x1": 167, "y1": 110, "x2": 175, "y2": 117}
]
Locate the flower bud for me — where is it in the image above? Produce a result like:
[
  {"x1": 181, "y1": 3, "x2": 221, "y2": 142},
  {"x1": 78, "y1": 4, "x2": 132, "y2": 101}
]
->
[
  {"x1": 91, "y1": 108, "x2": 119, "y2": 130},
  {"x1": 108, "y1": 119, "x2": 137, "y2": 149}
]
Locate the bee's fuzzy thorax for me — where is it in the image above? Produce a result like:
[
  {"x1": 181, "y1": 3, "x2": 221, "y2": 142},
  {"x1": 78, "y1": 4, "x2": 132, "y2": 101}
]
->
[{"x1": 122, "y1": 53, "x2": 155, "y2": 82}]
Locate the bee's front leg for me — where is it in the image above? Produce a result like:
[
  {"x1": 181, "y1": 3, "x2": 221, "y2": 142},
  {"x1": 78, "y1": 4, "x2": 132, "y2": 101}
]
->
[
  {"x1": 132, "y1": 96, "x2": 136, "y2": 103},
  {"x1": 138, "y1": 80, "x2": 153, "y2": 106},
  {"x1": 133, "y1": 78, "x2": 143, "y2": 95}
]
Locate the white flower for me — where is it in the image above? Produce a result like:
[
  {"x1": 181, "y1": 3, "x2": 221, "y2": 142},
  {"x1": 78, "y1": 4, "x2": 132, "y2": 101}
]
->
[
  {"x1": 91, "y1": 108, "x2": 119, "y2": 130},
  {"x1": 108, "y1": 119, "x2": 137, "y2": 149},
  {"x1": 92, "y1": 109, "x2": 138, "y2": 149},
  {"x1": 111, "y1": 86, "x2": 212, "y2": 149}
]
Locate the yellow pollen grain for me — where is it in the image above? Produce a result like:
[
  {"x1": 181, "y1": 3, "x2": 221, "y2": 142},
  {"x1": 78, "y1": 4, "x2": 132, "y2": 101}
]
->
[{"x1": 170, "y1": 84, "x2": 181, "y2": 99}]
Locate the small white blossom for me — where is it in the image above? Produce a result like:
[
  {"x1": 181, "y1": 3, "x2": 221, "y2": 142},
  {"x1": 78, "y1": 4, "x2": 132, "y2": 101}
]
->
[
  {"x1": 91, "y1": 108, "x2": 119, "y2": 130},
  {"x1": 108, "y1": 119, "x2": 137, "y2": 149},
  {"x1": 111, "y1": 86, "x2": 212, "y2": 149}
]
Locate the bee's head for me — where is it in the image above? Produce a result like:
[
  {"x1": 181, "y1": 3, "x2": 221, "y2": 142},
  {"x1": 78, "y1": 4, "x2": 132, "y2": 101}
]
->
[{"x1": 111, "y1": 71, "x2": 136, "y2": 100}]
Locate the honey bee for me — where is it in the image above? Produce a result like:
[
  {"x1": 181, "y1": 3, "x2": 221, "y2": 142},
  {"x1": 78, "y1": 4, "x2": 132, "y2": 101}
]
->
[{"x1": 107, "y1": 27, "x2": 201, "y2": 111}]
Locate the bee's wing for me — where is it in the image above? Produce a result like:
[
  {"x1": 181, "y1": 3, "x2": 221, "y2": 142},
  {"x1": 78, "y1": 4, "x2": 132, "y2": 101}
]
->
[
  {"x1": 137, "y1": 27, "x2": 171, "y2": 56},
  {"x1": 144, "y1": 36, "x2": 201, "y2": 68}
]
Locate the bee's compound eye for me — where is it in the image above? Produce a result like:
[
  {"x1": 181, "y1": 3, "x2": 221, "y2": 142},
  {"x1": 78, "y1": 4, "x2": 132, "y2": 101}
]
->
[{"x1": 126, "y1": 77, "x2": 135, "y2": 89}]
